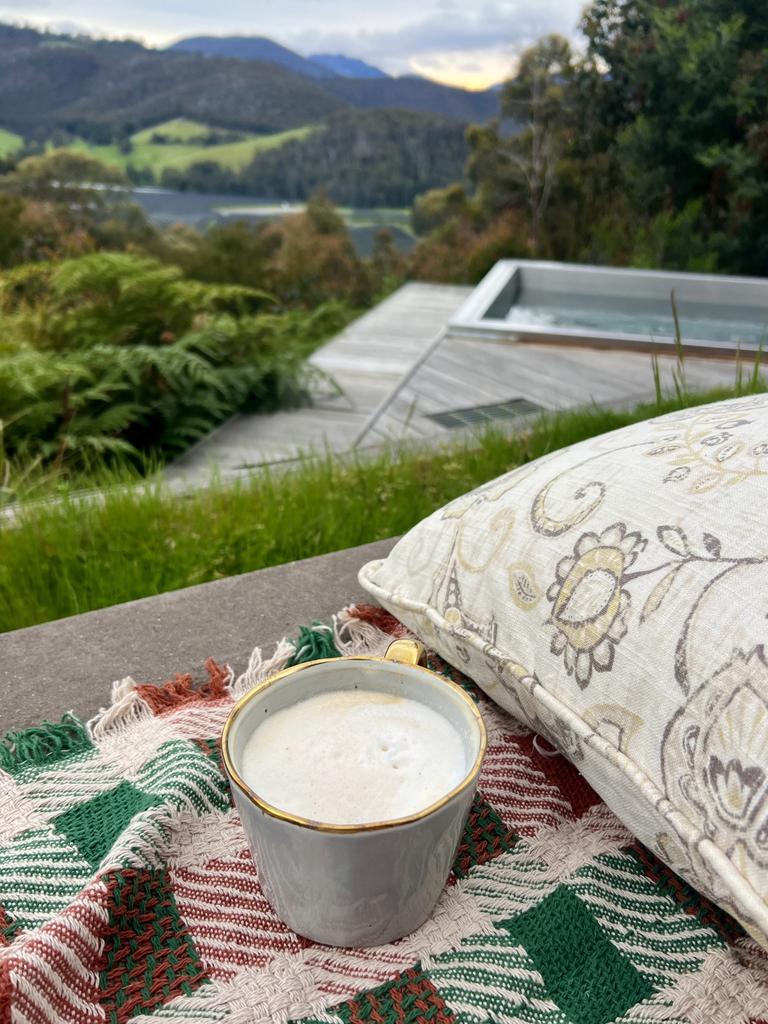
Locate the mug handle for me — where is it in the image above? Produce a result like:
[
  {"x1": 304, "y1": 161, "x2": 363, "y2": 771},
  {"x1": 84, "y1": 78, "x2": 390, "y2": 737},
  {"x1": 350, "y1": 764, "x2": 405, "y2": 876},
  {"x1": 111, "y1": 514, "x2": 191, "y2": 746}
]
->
[{"x1": 384, "y1": 638, "x2": 426, "y2": 666}]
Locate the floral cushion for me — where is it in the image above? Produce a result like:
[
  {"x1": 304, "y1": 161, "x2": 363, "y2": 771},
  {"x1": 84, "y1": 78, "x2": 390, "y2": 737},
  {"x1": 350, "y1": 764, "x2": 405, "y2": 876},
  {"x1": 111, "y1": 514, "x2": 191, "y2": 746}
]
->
[{"x1": 359, "y1": 394, "x2": 768, "y2": 946}]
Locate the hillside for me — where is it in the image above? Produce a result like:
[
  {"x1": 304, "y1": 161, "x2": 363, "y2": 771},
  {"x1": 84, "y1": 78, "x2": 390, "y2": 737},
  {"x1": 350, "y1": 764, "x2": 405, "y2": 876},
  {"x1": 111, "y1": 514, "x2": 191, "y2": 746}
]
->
[
  {"x1": 169, "y1": 36, "x2": 389, "y2": 81},
  {"x1": 168, "y1": 35, "x2": 335, "y2": 79},
  {"x1": 322, "y1": 77, "x2": 497, "y2": 121},
  {"x1": 161, "y1": 109, "x2": 469, "y2": 206},
  {"x1": 0, "y1": 24, "x2": 497, "y2": 139},
  {"x1": 169, "y1": 31, "x2": 494, "y2": 121},
  {"x1": 0, "y1": 25, "x2": 344, "y2": 135},
  {"x1": 64, "y1": 119, "x2": 318, "y2": 175}
]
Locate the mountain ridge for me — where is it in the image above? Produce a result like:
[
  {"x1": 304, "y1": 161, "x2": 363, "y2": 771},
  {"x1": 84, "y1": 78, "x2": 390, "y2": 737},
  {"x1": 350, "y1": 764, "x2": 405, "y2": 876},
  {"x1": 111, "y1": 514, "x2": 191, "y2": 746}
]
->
[
  {"x1": 0, "y1": 23, "x2": 498, "y2": 137},
  {"x1": 308, "y1": 53, "x2": 388, "y2": 79},
  {"x1": 168, "y1": 35, "x2": 336, "y2": 80}
]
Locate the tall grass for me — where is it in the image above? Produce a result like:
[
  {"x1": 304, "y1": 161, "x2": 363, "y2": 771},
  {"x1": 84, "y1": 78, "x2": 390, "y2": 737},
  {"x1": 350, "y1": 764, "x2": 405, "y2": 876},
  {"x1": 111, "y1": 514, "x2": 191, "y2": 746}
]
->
[
  {"x1": 1, "y1": 381, "x2": 763, "y2": 633},
  {"x1": 652, "y1": 290, "x2": 765, "y2": 404}
]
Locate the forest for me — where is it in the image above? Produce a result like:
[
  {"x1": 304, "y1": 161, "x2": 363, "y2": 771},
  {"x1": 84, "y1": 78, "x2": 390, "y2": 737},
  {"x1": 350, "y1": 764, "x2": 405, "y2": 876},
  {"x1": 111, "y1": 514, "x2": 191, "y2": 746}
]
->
[
  {"x1": 0, "y1": 152, "x2": 396, "y2": 497},
  {"x1": 160, "y1": 110, "x2": 469, "y2": 207},
  {"x1": 411, "y1": 0, "x2": 768, "y2": 280},
  {"x1": 1, "y1": 0, "x2": 766, "y2": 499}
]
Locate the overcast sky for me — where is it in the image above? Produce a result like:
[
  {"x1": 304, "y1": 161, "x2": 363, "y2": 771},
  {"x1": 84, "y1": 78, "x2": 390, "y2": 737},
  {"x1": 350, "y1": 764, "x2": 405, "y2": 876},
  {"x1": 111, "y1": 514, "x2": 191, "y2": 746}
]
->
[{"x1": 1, "y1": 0, "x2": 588, "y2": 88}]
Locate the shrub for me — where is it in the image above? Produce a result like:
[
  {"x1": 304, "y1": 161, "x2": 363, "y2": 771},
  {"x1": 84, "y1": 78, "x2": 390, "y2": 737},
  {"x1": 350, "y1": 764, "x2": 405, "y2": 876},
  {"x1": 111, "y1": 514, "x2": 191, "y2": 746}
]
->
[{"x1": 0, "y1": 251, "x2": 357, "y2": 477}]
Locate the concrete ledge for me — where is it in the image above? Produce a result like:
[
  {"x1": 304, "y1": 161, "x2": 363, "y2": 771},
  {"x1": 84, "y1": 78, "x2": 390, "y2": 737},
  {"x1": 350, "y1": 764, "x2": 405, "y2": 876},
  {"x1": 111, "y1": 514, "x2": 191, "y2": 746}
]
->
[{"x1": 0, "y1": 537, "x2": 397, "y2": 729}]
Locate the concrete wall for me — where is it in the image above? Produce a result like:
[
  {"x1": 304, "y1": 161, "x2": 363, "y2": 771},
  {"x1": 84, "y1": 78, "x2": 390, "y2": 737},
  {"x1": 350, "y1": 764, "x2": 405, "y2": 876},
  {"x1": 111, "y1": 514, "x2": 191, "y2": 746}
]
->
[{"x1": 1, "y1": 537, "x2": 396, "y2": 729}]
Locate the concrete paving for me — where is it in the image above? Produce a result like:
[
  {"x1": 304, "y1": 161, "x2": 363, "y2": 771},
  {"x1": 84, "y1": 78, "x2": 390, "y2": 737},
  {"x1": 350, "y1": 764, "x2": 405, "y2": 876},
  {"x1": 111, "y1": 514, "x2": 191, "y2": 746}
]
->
[{"x1": 0, "y1": 537, "x2": 396, "y2": 730}]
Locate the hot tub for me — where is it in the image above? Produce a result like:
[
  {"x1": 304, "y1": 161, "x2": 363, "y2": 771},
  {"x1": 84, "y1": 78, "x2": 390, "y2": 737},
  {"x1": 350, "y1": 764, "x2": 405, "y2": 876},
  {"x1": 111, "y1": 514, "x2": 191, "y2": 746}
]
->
[{"x1": 449, "y1": 261, "x2": 768, "y2": 357}]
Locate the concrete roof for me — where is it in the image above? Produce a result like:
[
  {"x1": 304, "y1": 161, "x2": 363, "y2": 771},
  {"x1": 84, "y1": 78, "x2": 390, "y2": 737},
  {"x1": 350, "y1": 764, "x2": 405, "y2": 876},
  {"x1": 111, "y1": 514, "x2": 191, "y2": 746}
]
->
[
  {"x1": 365, "y1": 329, "x2": 742, "y2": 443},
  {"x1": 168, "y1": 281, "x2": 743, "y2": 485}
]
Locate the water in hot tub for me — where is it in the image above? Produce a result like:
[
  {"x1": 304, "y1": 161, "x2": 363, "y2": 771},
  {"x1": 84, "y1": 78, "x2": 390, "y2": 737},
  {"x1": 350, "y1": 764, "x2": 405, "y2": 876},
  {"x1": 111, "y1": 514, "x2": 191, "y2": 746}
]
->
[{"x1": 505, "y1": 289, "x2": 768, "y2": 346}]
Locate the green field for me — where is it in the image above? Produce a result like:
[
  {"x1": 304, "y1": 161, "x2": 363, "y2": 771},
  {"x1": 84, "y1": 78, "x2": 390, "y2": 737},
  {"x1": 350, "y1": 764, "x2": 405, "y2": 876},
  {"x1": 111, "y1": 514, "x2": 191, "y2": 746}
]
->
[
  {"x1": 0, "y1": 128, "x2": 22, "y2": 157},
  {"x1": 60, "y1": 119, "x2": 317, "y2": 176}
]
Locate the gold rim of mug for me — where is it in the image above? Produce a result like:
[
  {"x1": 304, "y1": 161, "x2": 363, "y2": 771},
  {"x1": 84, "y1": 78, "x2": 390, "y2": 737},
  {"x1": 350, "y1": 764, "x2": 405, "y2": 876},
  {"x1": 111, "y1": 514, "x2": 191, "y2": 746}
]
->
[{"x1": 221, "y1": 654, "x2": 488, "y2": 834}]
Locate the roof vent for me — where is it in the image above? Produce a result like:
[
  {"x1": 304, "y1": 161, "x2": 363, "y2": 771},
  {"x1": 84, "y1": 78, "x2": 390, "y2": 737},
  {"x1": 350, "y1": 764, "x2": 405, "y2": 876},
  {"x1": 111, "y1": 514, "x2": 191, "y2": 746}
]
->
[{"x1": 425, "y1": 398, "x2": 543, "y2": 429}]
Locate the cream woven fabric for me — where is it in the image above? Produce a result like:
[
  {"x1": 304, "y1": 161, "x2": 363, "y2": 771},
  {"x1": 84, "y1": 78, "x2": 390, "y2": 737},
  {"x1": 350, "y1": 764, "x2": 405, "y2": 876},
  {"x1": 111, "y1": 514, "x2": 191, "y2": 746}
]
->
[{"x1": 360, "y1": 394, "x2": 768, "y2": 947}]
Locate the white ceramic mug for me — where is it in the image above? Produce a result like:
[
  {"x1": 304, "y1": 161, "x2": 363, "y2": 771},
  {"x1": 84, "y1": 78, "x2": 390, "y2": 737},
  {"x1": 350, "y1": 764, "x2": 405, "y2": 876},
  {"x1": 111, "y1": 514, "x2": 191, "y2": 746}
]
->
[{"x1": 222, "y1": 639, "x2": 487, "y2": 947}]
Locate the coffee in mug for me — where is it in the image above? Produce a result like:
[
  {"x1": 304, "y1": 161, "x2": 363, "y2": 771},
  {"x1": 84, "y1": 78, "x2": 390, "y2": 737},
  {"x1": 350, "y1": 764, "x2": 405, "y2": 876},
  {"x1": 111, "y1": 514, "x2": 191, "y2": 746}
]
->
[
  {"x1": 222, "y1": 640, "x2": 486, "y2": 947},
  {"x1": 239, "y1": 688, "x2": 467, "y2": 825}
]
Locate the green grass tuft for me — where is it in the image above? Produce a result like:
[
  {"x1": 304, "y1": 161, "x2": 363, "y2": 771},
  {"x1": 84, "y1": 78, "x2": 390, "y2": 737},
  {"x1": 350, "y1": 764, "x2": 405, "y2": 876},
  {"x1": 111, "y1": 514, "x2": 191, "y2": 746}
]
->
[{"x1": 1, "y1": 382, "x2": 762, "y2": 633}]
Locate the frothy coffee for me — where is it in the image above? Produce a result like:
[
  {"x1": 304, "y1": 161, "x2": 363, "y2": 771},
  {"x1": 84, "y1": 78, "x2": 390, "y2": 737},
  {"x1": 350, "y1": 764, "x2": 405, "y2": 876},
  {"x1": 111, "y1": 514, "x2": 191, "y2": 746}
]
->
[{"x1": 240, "y1": 688, "x2": 467, "y2": 825}]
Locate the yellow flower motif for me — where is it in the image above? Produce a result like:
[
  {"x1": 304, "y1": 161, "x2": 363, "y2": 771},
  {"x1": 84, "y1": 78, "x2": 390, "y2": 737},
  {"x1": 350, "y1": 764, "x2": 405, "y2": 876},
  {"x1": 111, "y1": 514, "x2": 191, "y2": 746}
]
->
[{"x1": 547, "y1": 522, "x2": 646, "y2": 688}]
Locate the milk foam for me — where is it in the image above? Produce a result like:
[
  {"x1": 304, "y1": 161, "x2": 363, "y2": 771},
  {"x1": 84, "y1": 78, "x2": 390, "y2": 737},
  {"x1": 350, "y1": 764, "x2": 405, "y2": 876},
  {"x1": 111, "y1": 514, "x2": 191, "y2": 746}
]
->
[{"x1": 240, "y1": 688, "x2": 467, "y2": 825}]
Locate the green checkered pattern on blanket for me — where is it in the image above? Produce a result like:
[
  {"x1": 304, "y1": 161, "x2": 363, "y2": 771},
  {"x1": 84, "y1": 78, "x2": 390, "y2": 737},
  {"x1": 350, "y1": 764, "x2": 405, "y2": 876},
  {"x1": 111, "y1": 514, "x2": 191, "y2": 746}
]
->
[{"x1": 0, "y1": 607, "x2": 766, "y2": 1024}]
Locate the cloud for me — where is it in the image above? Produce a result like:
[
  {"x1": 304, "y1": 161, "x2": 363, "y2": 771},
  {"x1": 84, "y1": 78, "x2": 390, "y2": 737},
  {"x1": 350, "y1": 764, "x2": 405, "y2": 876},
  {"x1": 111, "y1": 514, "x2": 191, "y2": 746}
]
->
[
  {"x1": 279, "y1": 1, "x2": 585, "y2": 84},
  {"x1": 0, "y1": 0, "x2": 585, "y2": 88},
  {"x1": 282, "y1": 2, "x2": 585, "y2": 85},
  {"x1": 46, "y1": 19, "x2": 93, "y2": 34},
  {"x1": 408, "y1": 49, "x2": 518, "y2": 89},
  {"x1": 286, "y1": 1, "x2": 584, "y2": 64}
]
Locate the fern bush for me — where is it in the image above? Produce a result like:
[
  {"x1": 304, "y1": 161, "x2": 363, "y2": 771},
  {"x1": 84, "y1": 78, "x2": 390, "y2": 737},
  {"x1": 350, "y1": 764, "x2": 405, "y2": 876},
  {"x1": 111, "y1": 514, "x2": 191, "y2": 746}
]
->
[{"x1": 0, "y1": 252, "x2": 355, "y2": 488}]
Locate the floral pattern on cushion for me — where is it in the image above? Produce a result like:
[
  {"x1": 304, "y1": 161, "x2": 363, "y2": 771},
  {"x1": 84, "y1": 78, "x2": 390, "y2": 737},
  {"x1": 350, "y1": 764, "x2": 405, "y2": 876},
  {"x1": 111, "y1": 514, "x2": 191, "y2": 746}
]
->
[{"x1": 359, "y1": 394, "x2": 768, "y2": 947}]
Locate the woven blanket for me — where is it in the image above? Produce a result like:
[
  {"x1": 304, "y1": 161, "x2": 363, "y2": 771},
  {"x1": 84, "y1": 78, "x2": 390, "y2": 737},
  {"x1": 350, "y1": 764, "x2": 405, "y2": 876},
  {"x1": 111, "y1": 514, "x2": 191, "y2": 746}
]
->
[{"x1": 1, "y1": 605, "x2": 767, "y2": 1024}]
